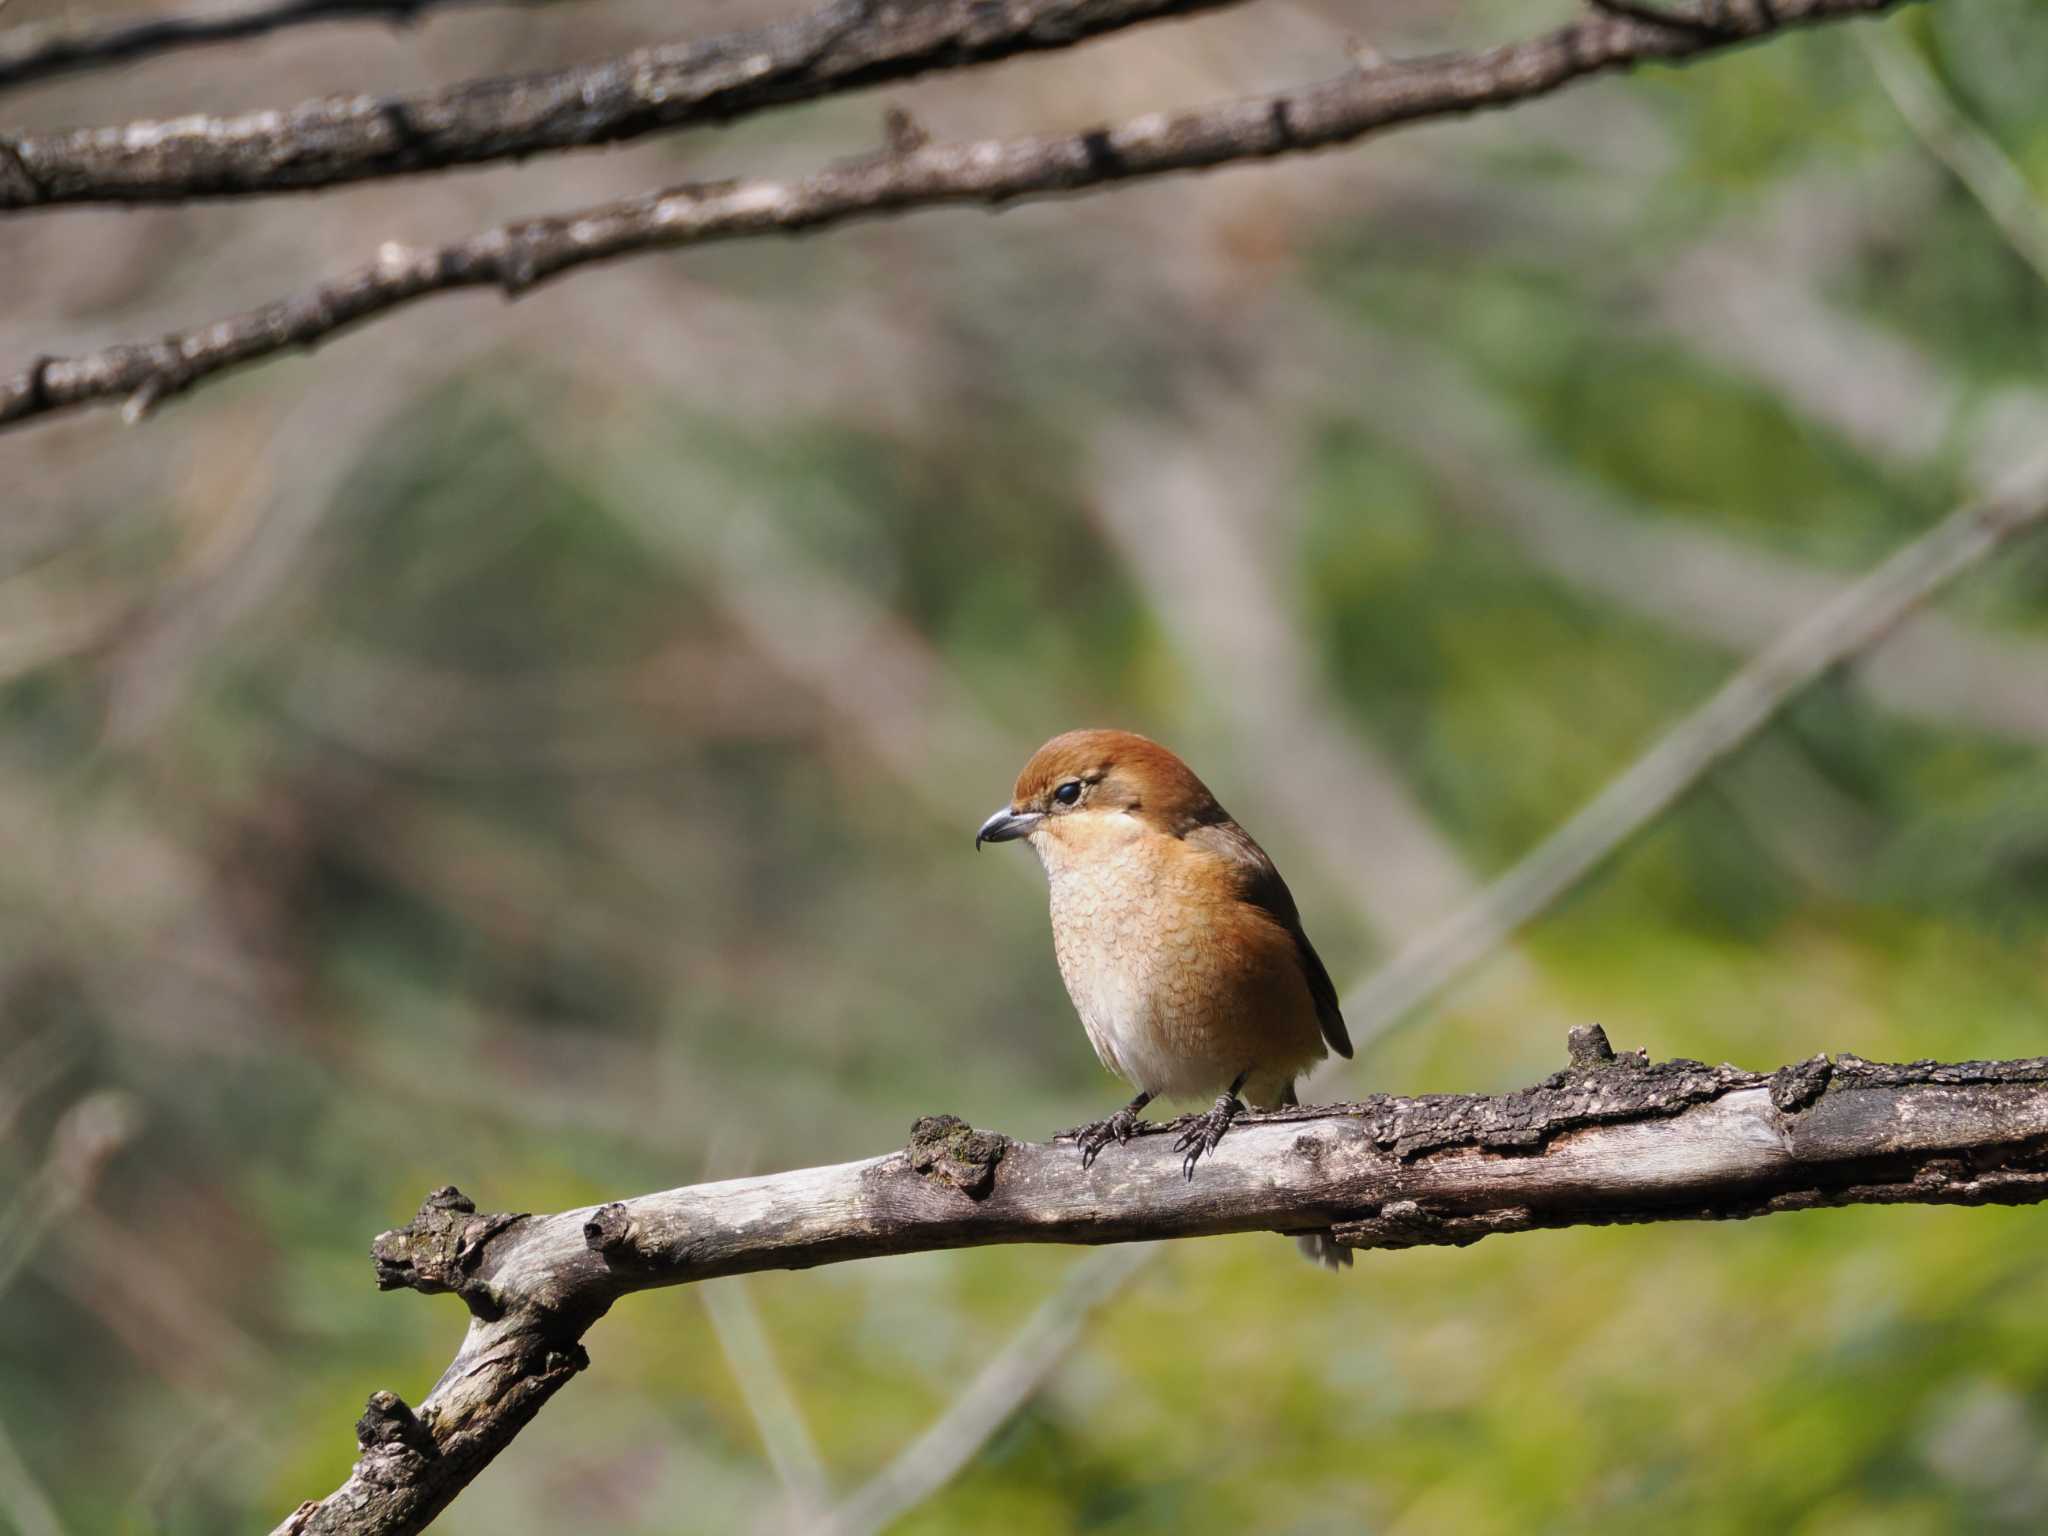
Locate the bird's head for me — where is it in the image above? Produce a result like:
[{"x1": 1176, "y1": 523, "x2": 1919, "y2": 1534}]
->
[{"x1": 975, "y1": 729, "x2": 1228, "y2": 852}]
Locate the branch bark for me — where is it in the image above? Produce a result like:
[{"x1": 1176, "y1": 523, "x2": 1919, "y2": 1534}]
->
[
  {"x1": 277, "y1": 1033, "x2": 2048, "y2": 1536},
  {"x1": 1, "y1": 0, "x2": 1913, "y2": 433},
  {"x1": 0, "y1": 0, "x2": 1244, "y2": 207}
]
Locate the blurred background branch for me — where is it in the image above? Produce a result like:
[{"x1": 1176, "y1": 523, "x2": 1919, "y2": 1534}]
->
[
  {"x1": 0, "y1": 1411, "x2": 65, "y2": 1536},
  {"x1": 1342, "y1": 451, "x2": 2048, "y2": 1044},
  {"x1": 1351, "y1": 333, "x2": 2048, "y2": 746},
  {"x1": 1864, "y1": 26, "x2": 2048, "y2": 288},
  {"x1": 812, "y1": 1243, "x2": 1159, "y2": 1536},
  {"x1": 701, "y1": 1273, "x2": 832, "y2": 1525}
]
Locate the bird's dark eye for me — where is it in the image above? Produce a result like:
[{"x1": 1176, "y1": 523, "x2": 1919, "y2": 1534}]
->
[{"x1": 1053, "y1": 780, "x2": 1083, "y2": 807}]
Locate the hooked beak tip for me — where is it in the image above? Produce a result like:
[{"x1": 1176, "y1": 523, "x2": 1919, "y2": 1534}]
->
[{"x1": 975, "y1": 807, "x2": 1039, "y2": 849}]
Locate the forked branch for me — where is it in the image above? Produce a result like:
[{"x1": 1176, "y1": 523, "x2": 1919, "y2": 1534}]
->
[{"x1": 275, "y1": 1033, "x2": 2048, "y2": 1535}]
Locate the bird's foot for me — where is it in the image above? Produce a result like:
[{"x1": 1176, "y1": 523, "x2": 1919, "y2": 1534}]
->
[
  {"x1": 1070, "y1": 1106, "x2": 1146, "y2": 1170},
  {"x1": 1175, "y1": 1092, "x2": 1243, "y2": 1181}
]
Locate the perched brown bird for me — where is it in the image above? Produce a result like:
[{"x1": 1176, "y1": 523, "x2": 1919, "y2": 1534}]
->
[{"x1": 977, "y1": 729, "x2": 1353, "y2": 1261}]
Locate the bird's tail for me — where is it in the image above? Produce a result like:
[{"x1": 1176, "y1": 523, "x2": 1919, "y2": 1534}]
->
[
  {"x1": 1295, "y1": 1232, "x2": 1355, "y2": 1269},
  {"x1": 1277, "y1": 1082, "x2": 1353, "y2": 1270}
]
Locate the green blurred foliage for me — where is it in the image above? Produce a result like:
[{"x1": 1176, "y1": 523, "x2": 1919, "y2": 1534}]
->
[{"x1": 2, "y1": 1, "x2": 2047, "y2": 1533}]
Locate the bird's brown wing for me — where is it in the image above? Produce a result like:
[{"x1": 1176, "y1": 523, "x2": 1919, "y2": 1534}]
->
[
  {"x1": 1187, "y1": 821, "x2": 1354, "y2": 1060},
  {"x1": 1285, "y1": 915, "x2": 1353, "y2": 1060}
]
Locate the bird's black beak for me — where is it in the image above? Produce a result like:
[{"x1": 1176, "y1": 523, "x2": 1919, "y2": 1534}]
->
[{"x1": 975, "y1": 807, "x2": 1042, "y2": 849}]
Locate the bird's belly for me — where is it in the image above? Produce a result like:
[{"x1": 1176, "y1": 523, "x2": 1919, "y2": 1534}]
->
[
  {"x1": 1056, "y1": 936, "x2": 1213, "y2": 1099},
  {"x1": 1048, "y1": 891, "x2": 1314, "y2": 1103}
]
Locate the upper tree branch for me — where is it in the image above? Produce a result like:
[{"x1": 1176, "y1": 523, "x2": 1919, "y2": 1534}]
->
[
  {"x1": 0, "y1": 0, "x2": 1909, "y2": 212},
  {"x1": 0, "y1": 0, "x2": 1915, "y2": 433},
  {"x1": 0, "y1": 0, "x2": 1248, "y2": 208},
  {"x1": 275, "y1": 1034, "x2": 2048, "y2": 1535},
  {"x1": 0, "y1": 0, "x2": 553, "y2": 96}
]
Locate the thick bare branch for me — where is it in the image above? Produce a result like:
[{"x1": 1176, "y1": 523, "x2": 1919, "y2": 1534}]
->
[
  {"x1": 277, "y1": 1037, "x2": 2048, "y2": 1535},
  {"x1": 0, "y1": 0, "x2": 1913, "y2": 433},
  {"x1": 0, "y1": 0, "x2": 1245, "y2": 207},
  {"x1": 0, "y1": 0, "x2": 550, "y2": 95}
]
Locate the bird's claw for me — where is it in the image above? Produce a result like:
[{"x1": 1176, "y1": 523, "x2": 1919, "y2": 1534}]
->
[
  {"x1": 1071, "y1": 1107, "x2": 1144, "y2": 1169},
  {"x1": 1175, "y1": 1092, "x2": 1243, "y2": 1181}
]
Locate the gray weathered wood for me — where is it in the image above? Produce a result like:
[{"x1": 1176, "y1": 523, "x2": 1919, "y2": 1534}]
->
[{"x1": 274, "y1": 1032, "x2": 2048, "y2": 1535}]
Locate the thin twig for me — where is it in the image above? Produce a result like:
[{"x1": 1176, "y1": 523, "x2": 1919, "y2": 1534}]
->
[
  {"x1": 1338, "y1": 451, "x2": 2048, "y2": 1048},
  {"x1": 813, "y1": 1244, "x2": 1159, "y2": 1536},
  {"x1": 0, "y1": 0, "x2": 1916, "y2": 433},
  {"x1": 0, "y1": 0, "x2": 554, "y2": 95}
]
